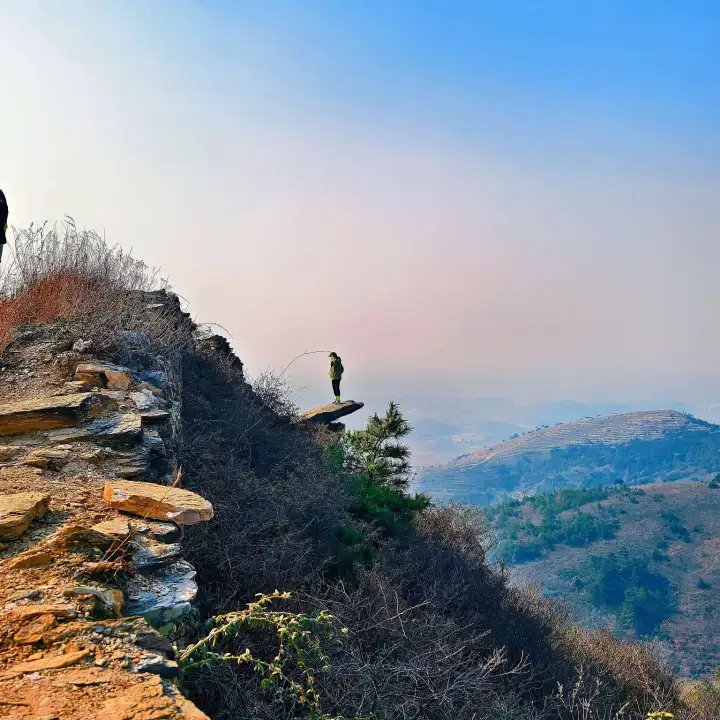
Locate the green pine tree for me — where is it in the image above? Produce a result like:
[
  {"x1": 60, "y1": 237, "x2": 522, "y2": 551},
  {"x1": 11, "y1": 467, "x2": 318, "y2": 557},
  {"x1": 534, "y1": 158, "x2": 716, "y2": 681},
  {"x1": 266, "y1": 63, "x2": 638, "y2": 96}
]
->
[{"x1": 342, "y1": 401, "x2": 412, "y2": 490}]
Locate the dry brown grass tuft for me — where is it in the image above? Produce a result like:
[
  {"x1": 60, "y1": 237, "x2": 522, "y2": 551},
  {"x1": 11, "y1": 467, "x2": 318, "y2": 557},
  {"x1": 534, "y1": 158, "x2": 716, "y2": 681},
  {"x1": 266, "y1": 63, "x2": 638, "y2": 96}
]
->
[{"x1": 0, "y1": 273, "x2": 88, "y2": 350}]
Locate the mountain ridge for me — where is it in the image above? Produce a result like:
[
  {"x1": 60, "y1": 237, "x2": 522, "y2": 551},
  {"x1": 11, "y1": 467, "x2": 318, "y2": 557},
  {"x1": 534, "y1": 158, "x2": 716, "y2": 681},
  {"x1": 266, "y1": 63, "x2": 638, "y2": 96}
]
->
[
  {"x1": 449, "y1": 409, "x2": 714, "y2": 466},
  {"x1": 415, "y1": 409, "x2": 720, "y2": 506}
]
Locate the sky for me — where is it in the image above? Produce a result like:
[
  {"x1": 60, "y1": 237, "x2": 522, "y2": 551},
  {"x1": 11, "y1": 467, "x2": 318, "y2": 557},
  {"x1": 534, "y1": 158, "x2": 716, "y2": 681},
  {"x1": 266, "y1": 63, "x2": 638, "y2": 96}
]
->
[{"x1": 1, "y1": 0, "x2": 719, "y2": 413}]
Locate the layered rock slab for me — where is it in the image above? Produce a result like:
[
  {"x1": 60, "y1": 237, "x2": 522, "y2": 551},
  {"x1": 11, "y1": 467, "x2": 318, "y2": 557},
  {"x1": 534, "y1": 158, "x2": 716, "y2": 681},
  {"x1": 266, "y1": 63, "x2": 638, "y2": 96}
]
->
[
  {"x1": 125, "y1": 559, "x2": 197, "y2": 625},
  {"x1": 299, "y1": 400, "x2": 364, "y2": 425},
  {"x1": 103, "y1": 479, "x2": 213, "y2": 524},
  {"x1": 91, "y1": 516, "x2": 182, "y2": 543},
  {"x1": 0, "y1": 492, "x2": 51, "y2": 540},
  {"x1": 0, "y1": 393, "x2": 114, "y2": 437}
]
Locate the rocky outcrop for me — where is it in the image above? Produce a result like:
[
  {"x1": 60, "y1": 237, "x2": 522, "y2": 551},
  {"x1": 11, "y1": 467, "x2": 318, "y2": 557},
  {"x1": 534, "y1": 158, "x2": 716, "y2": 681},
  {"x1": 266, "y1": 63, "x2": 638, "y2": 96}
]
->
[
  {"x1": 0, "y1": 298, "x2": 212, "y2": 719},
  {"x1": 300, "y1": 400, "x2": 365, "y2": 425}
]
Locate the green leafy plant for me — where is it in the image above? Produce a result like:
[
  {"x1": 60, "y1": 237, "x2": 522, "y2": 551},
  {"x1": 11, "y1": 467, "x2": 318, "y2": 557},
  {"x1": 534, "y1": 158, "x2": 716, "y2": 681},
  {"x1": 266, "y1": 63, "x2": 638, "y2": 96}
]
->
[{"x1": 179, "y1": 591, "x2": 346, "y2": 710}]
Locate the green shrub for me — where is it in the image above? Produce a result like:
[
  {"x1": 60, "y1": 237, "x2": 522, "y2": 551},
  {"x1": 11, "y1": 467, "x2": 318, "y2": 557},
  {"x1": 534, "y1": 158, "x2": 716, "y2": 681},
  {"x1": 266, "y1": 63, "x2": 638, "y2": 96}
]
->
[{"x1": 180, "y1": 591, "x2": 345, "y2": 711}]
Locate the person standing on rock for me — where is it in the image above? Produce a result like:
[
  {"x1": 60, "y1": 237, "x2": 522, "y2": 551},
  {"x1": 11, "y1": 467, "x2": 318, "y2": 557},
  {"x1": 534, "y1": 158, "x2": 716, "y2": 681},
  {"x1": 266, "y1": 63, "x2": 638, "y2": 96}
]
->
[
  {"x1": 0, "y1": 189, "x2": 8, "y2": 265},
  {"x1": 329, "y1": 351, "x2": 344, "y2": 404}
]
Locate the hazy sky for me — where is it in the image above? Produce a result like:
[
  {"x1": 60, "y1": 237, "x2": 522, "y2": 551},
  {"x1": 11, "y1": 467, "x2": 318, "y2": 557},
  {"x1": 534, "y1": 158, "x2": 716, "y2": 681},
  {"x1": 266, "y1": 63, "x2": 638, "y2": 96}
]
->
[{"x1": 2, "y1": 1, "x2": 719, "y2": 410}]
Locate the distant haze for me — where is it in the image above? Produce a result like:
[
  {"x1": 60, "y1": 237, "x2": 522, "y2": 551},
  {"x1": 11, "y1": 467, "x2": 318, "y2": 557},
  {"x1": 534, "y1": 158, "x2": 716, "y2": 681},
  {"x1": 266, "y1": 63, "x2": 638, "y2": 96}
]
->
[{"x1": 2, "y1": 1, "x2": 719, "y2": 419}]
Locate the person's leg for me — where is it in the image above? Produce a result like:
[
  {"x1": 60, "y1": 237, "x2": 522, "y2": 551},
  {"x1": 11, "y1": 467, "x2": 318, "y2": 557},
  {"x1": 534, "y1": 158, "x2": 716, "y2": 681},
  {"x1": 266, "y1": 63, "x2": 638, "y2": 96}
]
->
[
  {"x1": 0, "y1": 244, "x2": 4, "y2": 265},
  {"x1": 332, "y1": 379, "x2": 341, "y2": 402}
]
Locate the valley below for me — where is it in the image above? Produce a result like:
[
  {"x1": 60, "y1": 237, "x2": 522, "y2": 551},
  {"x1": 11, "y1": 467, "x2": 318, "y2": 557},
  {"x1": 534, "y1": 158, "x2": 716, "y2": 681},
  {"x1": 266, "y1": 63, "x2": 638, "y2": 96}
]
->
[{"x1": 414, "y1": 409, "x2": 720, "y2": 677}]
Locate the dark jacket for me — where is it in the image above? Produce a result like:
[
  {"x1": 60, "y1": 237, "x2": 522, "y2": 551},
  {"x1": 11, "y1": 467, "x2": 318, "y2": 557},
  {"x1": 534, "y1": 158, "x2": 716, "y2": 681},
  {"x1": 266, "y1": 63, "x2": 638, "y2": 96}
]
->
[{"x1": 0, "y1": 190, "x2": 7, "y2": 245}]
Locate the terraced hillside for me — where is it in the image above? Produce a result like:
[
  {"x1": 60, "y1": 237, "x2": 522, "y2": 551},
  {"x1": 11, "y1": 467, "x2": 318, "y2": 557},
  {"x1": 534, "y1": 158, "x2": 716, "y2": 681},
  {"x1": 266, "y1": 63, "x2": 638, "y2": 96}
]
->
[{"x1": 415, "y1": 410, "x2": 720, "y2": 505}]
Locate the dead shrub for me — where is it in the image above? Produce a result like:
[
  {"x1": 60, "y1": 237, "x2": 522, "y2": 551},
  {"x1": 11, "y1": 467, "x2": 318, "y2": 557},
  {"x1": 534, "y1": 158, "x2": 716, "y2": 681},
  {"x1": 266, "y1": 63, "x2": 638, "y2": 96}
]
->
[{"x1": 179, "y1": 350, "x2": 355, "y2": 614}]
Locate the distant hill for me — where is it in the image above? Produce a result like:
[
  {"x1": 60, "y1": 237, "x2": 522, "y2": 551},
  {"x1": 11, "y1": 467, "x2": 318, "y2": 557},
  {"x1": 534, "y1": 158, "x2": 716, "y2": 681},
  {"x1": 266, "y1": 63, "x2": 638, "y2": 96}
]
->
[
  {"x1": 403, "y1": 397, "x2": 696, "y2": 467},
  {"x1": 485, "y1": 481, "x2": 720, "y2": 678},
  {"x1": 415, "y1": 410, "x2": 720, "y2": 505}
]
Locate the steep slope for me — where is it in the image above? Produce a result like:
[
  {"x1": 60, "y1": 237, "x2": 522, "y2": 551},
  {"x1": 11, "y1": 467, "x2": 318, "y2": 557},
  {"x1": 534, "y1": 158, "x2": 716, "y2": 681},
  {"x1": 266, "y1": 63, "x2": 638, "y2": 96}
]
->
[{"x1": 416, "y1": 410, "x2": 720, "y2": 505}]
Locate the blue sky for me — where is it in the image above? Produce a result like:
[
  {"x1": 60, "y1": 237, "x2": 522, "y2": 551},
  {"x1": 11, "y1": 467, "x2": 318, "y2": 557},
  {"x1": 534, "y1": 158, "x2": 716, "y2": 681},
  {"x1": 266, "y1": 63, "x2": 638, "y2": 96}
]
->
[
  {"x1": 190, "y1": 1, "x2": 720, "y2": 147},
  {"x1": 1, "y1": 1, "x2": 719, "y2": 410}
]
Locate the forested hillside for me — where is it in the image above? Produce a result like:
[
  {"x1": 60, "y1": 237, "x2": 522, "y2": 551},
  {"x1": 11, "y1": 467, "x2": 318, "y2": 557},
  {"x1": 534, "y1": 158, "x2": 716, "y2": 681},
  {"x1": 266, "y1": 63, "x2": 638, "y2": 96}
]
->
[{"x1": 486, "y1": 481, "x2": 720, "y2": 678}]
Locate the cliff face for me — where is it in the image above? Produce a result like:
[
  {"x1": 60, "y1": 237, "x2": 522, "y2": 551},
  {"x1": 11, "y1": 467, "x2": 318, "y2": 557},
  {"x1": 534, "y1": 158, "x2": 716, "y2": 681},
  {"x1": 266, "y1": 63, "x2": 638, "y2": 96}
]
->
[{"x1": 0, "y1": 294, "x2": 213, "y2": 719}]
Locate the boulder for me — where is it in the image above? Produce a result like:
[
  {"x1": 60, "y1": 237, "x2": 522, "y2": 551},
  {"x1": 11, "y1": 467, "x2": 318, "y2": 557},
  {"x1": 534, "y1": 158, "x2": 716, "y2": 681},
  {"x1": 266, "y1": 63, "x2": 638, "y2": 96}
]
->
[
  {"x1": 130, "y1": 390, "x2": 160, "y2": 412},
  {"x1": 100, "y1": 674, "x2": 210, "y2": 719},
  {"x1": 133, "y1": 654, "x2": 179, "y2": 678},
  {"x1": 5, "y1": 549, "x2": 53, "y2": 569},
  {"x1": 56, "y1": 379, "x2": 96, "y2": 396},
  {"x1": 75, "y1": 362, "x2": 134, "y2": 390},
  {"x1": 0, "y1": 445, "x2": 21, "y2": 461},
  {"x1": 135, "y1": 371, "x2": 169, "y2": 392},
  {"x1": 0, "y1": 492, "x2": 51, "y2": 540},
  {"x1": 0, "y1": 393, "x2": 115, "y2": 437},
  {"x1": 43, "y1": 524, "x2": 116, "y2": 552},
  {"x1": 13, "y1": 613, "x2": 57, "y2": 644},
  {"x1": 104, "y1": 479, "x2": 213, "y2": 524},
  {"x1": 5, "y1": 605, "x2": 76, "y2": 621},
  {"x1": 62, "y1": 586, "x2": 125, "y2": 617},
  {"x1": 140, "y1": 409, "x2": 171, "y2": 423},
  {"x1": 299, "y1": 400, "x2": 364, "y2": 425}
]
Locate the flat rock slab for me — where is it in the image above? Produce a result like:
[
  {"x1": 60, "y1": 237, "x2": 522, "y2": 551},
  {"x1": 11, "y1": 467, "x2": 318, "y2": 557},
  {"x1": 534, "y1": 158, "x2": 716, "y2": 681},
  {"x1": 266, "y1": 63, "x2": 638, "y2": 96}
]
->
[
  {"x1": 0, "y1": 492, "x2": 51, "y2": 540},
  {"x1": 0, "y1": 648, "x2": 91, "y2": 679},
  {"x1": 92, "y1": 516, "x2": 182, "y2": 543},
  {"x1": 104, "y1": 479, "x2": 214, "y2": 525},
  {"x1": 75, "y1": 362, "x2": 134, "y2": 390},
  {"x1": 0, "y1": 393, "x2": 115, "y2": 437},
  {"x1": 299, "y1": 400, "x2": 364, "y2": 425}
]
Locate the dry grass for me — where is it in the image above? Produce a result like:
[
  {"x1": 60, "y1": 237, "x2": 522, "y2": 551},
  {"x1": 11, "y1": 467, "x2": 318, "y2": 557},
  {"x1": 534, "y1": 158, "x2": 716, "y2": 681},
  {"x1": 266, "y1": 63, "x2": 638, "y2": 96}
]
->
[{"x1": 0, "y1": 221, "x2": 193, "y2": 360}]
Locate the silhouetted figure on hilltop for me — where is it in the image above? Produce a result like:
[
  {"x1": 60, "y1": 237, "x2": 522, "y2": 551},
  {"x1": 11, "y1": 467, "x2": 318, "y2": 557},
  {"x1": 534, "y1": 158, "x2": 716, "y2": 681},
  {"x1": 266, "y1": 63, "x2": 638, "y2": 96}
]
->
[
  {"x1": 0, "y1": 189, "x2": 7, "y2": 265},
  {"x1": 329, "y1": 351, "x2": 344, "y2": 403}
]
